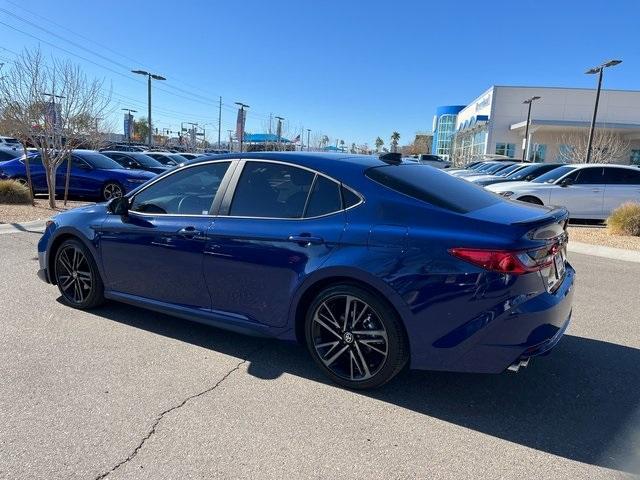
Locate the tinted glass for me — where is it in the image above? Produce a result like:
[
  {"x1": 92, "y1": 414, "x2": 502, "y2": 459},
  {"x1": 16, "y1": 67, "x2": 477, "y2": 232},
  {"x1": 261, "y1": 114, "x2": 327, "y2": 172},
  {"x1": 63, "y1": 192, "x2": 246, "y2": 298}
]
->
[
  {"x1": 366, "y1": 164, "x2": 501, "y2": 214},
  {"x1": 490, "y1": 163, "x2": 515, "y2": 173},
  {"x1": 603, "y1": 167, "x2": 640, "y2": 185},
  {"x1": 342, "y1": 186, "x2": 361, "y2": 208},
  {"x1": 77, "y1": 152, "x2": 123, "y2": 169},
  {"x1": 169, "y1": 154, "x2": 187, "y2": 163},
  {"x1": 507, "y1": 164, "x2": 559, "y2": 180},
  {"x1": 574, "y1": 167, "x2": 604, "y2": 184},
  {"x1": 0, "y1": 151, "x2": 17, "y2": 161},
  {"x1": 23, "y1": 154, "x2": 42, "y2": 165},
  {"x1": 130, "y1": 162, "x2": 230, "y2": 215},
  {"x1": 130, "y1": 153, "x2": 164, "y2": 167},
  {"x1": 105, "y1": 153, "x2": 136, "y2": 168},
  {"x1": 305, "y1": 176, "x2": 342, "y2": 217},
  {"x1": 495, "y1": 164, "x2": 523, "y2": 176},
  {"x1": 230, "y1": 162, "x2": 314, "y2": 218},
  {"x1": 532, "y1": 165, "x2": 577, "y2": 183}
]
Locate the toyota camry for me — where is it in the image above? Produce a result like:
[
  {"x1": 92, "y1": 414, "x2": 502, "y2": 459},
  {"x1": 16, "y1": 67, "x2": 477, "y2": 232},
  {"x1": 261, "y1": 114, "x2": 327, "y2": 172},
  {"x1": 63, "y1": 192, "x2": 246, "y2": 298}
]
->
[{"x1": 37, "y1": 152, "x2": 574, "y2": 389}]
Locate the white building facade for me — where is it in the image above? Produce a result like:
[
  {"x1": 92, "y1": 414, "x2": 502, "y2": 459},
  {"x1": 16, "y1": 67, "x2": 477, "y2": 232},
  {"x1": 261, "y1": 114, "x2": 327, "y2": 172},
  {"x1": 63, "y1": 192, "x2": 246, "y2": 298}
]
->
[{"x1": 446, "y1": 85, "x2": 640, "y2": 165}]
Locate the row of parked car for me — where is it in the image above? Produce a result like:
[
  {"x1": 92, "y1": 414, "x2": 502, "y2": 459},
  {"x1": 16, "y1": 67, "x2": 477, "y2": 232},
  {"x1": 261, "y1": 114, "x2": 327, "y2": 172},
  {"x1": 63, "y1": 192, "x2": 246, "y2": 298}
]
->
[
  {"x1": 447, "y1": 159, "x2": 640, "y2": 220},
  {"x1": 0, "y1": 148, "x2": 207, "y2": 201}
]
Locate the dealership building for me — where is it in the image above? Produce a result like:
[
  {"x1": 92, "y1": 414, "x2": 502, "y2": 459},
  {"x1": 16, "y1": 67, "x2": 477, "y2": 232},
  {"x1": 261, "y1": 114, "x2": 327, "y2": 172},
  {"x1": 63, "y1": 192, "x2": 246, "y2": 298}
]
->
[{"x1": 431, "y1": 85, "x2": 640, "y2": 165}]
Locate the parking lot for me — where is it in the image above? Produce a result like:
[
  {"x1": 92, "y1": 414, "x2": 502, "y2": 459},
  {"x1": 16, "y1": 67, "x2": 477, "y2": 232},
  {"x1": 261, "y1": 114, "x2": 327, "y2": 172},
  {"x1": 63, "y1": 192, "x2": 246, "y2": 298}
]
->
[{"x1": 1, "y1": 230, "x2": 639, "y2": 480}]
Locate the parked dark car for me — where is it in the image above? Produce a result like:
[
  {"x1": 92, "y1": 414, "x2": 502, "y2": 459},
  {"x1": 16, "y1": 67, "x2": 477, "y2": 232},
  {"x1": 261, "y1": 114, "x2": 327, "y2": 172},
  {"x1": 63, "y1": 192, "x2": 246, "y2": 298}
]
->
[
  {"x1": 0, "y1": 150, "x2": 21, "y2": 163},
  {"x1": 143, "y1": 151, "x2": 188, "y2": 166},
  {"x1": 101, "y1": 151, "x2": 169, "y2": 175},
  {"x1": 474, "y1": 163, "x2": 565, "y2": 187},
  {"x1": 99, "y1": 144, "x2": 146, "y2": 152},
  {"x1": 180, "y1": 153, "x2": 202, "y2": 160},
  {"x1": 37, "y1": 152, "x2": 574, "y2": 389},
  {"x1": 0, "y1": 150, "x2": 155, "y2": 200}
]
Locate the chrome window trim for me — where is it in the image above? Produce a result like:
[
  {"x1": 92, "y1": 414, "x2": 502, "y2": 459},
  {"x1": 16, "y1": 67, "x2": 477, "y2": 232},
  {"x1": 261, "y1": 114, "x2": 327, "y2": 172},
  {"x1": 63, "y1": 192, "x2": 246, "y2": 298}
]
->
[{"x1": 124, "y1": 157, "x2": 365, "y2": 220}]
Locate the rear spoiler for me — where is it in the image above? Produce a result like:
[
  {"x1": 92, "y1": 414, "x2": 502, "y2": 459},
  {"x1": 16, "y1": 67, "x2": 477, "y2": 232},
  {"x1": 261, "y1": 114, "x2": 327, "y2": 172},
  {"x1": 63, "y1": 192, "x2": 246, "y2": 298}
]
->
[{"x1": 511, "y1": 206, "x2": 569, "y2": 227}]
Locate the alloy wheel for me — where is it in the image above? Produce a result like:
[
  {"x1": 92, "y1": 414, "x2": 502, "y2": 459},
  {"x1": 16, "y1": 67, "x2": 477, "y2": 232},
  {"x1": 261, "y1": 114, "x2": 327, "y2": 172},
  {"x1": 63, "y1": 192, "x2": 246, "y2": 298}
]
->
[
  {"x1": 55, "y1": 245, "x2": 93, "y2": 304},
  {"x1": 103, "y1": 183, "x2": 123, "y2": 200},
  {"x1": 310, "y1": 294, "x2": 389, "y2": 382}
]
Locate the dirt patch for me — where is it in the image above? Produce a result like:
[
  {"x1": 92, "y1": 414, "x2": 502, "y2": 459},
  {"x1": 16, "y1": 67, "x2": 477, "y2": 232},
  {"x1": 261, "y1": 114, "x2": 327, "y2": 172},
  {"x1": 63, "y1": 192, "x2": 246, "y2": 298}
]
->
[
  {"x1": 568, "y1": 225, "x2": 640, "y2": 251},
  {"x1": 0, "y1": 198, "x2": 92, "y2": 224}
]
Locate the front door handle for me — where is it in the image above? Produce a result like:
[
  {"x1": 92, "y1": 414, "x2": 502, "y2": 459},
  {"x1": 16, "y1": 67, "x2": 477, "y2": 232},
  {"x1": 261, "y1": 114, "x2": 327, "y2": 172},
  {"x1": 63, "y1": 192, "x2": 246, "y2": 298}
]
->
[
  {"x1": 177, "y1": 226, "x2": 204, "y2": 239},
  {"x1": 288, "y1": 234, "x2": 324, "y2": 246}
]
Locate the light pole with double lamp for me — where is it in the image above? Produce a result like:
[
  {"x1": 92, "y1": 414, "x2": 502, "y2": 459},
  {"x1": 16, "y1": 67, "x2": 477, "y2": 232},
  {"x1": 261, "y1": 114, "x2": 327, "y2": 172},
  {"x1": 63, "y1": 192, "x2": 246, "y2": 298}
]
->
[
  {"x1": 521, "y1": 96, "x2": 541, "y2": 161},
  {"x1": 131, "y1": 70, "x2": 166, "y2": 147},
  {"x1": 584, "y1": 59, "x2": 622, "y2": 163}
]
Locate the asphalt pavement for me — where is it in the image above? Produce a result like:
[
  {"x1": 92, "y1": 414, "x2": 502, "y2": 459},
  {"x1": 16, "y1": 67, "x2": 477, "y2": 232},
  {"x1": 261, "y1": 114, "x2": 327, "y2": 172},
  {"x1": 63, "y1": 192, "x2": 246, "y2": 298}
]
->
[{"x1": 0, "y1": 231, "x2": 638, "y2": 479}]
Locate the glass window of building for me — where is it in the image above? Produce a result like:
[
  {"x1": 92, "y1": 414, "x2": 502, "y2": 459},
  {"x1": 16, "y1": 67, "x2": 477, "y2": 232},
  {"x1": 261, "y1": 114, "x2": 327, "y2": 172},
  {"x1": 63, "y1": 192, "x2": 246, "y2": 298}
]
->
[
  {"x1": 556, "y1": 144, "x2": 573, "y2": 163},
  {"x1": 435, "y1": 114, "x2": 457, "y2": 159},
  {"x1": 630, "y1": 149, "x2": 640, "y2": 166},
  {"x1": 495, "y1": 143, "x2": 515, "y2": 158},
  {"x1": 528, "y1": 144, "x2": 547, "y2": 162}
]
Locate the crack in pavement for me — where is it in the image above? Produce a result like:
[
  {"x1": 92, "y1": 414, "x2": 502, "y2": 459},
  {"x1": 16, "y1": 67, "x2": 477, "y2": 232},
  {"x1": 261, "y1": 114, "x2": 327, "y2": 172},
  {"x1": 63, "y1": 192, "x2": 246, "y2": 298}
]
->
[{"x1": 93, "y1": 346, "x2": 264, "y2": 480}]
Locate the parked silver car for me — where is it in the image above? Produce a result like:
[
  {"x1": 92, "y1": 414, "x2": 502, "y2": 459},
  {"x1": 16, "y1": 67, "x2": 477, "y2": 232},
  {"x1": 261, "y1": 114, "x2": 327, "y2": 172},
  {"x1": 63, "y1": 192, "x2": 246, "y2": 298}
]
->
[{"x1": 487, "y1": 164, "x2": 640, "y2": 220}]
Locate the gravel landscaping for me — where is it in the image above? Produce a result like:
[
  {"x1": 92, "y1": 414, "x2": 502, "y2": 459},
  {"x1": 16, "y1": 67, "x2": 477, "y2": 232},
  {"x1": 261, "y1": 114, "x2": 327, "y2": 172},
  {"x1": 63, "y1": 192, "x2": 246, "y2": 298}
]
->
[
  {"x1": 568, "y1": 225, "x2": 640, "y2": 251},
  {"x1": 0, "y1": 198, "x2": 92, "y2": 224}
]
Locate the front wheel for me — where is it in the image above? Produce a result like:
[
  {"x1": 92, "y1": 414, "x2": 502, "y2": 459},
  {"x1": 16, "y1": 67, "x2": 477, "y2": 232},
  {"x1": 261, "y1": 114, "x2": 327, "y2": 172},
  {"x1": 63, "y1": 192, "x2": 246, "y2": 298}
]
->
[
  {"x1": 305, "y1": 284, "x2": 409, "y2": 389},
  {"x1": 54, "y1": 238, "x2": 104, "y2": 309},
  {"x1": 102, "y1": 182, "x2": 123, "y2": 201}
]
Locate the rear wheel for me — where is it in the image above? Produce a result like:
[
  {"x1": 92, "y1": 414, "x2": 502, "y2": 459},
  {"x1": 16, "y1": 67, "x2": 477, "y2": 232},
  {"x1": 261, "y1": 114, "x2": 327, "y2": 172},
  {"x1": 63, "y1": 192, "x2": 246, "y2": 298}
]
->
[
  {"x1": 102, "y1": 182, "x2": 123, "y2": 201},
  {"x1": 518, "y1": 195, "x2": 543, "y2": 205},
  {"x1": 54, "y1": 238, "x2": 104, "y2": 309},
  {"x1": 305, "y1": 284, "x2": 409, "y2": 389}
]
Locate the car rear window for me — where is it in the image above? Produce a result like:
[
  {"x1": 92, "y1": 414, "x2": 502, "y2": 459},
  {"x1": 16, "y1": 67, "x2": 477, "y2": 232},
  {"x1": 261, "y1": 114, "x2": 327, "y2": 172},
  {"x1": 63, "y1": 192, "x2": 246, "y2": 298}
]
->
[{"x1": 366, "y1": 164, "x2": 502, "y2": 214}]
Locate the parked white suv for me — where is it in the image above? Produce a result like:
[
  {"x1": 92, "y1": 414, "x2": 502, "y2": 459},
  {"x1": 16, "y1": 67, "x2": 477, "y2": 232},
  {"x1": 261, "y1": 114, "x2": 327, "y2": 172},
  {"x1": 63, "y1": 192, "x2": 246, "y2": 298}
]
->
[
  {"x1": 487, "y1": 163, "x2": 640, "y2": 220},
  {"x1": 0, "y1": 136, "x2": 23, "y2": 153}
]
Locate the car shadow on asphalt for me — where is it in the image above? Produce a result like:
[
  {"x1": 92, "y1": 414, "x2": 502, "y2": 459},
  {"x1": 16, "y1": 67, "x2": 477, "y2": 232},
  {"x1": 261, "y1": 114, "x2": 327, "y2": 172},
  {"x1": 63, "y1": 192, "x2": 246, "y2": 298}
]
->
[{"x1": 88, "y1": 300, "x2": 640, "y2": 475}]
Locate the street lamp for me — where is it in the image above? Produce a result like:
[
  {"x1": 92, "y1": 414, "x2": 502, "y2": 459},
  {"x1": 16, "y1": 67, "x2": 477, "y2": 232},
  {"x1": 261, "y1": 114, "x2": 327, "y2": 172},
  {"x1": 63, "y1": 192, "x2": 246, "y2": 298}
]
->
[
  {"x1": 521, "y1": 96, "x2": 541, "y2": 161},
  {"x1": 584, "y1": 59, "x2": 622, "y2": 163},
  {"x1": 306, "y1": 129, "x2": 311, "y2": 151},
  {"x1": 132, "y1": 70, "x2": 166, "y2": 147},
  {"x1": 235, "y1": 102, "x2": 249, "y2": 152}
]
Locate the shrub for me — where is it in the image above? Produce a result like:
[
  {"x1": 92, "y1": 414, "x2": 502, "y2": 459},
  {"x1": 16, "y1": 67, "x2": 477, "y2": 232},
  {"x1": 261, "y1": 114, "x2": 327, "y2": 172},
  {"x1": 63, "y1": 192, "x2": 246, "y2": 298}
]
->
[
  {"x1": 0, "y1": 179, "x2": 32, "y2": 204},
  {"x1": 608, "y1": 202, "x2": 640, "y2": 236}
]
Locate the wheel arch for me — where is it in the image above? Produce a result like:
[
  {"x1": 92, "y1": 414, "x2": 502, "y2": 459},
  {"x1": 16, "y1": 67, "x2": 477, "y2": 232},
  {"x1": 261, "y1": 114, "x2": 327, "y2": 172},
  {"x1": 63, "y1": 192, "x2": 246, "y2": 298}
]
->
[
  {"x1": 289, "y1": 267, "x2": 412, "y2": 350},
  {"x1": 516, "y1": 195, "x2": 544, "y2": 205},
  {"x1": 47, "y1": 228, "x2": 102, "y2": 285}
]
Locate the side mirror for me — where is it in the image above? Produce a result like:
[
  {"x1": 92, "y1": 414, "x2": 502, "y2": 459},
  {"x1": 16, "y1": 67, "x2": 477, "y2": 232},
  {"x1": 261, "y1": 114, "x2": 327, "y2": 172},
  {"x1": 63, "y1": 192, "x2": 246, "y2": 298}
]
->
[
  {"x1": 524, "y1": 175, "x2": 533, "y2": 181},
  {"x1": 108, "y1": 196, "x2": 129, "y2": 216},
  {"x1": 560, "y1": 178, "x2": 573, "y2": 187}
]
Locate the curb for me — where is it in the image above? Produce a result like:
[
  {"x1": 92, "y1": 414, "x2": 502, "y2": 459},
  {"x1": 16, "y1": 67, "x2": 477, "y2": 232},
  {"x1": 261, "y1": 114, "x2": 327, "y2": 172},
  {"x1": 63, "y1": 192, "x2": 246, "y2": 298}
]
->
[
  {"x1": 568, "y1": 241, "x2": 640, "y2": 264},
  {"x1": 0, "y1": 219, "x2": 47, "y2": 235}
]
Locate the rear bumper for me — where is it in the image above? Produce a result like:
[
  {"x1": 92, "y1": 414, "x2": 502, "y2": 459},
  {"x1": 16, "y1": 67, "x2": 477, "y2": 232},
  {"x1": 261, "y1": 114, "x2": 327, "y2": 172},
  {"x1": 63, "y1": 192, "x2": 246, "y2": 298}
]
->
[{"x1": 409, "y1": 264, "x2": 575, "y2": 373}]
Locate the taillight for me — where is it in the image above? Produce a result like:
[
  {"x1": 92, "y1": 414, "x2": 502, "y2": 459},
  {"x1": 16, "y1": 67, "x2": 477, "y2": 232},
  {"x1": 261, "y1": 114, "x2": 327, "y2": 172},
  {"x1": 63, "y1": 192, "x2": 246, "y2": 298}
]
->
[{"x1": 449, "y1": 245, "x2": 556, "y2": 275}]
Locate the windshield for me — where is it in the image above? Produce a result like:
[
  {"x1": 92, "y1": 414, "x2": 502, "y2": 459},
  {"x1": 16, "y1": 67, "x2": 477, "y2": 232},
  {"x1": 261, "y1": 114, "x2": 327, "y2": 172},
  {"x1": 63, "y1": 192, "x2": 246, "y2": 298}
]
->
[
  {"x1": 130, "y1": 153, "x2": 164, "y2": 167},
  {"x1": 169, "y1": 154, "x2": 187, "y2": 163},
  {"x1": 495, "y1": 164, "x2": 524, "y2": 176},
  {"x1": 508, "y1": 164, "x2": 555, "y2": 180},
  {"x1": 532, "y1": 165, "x2": 576, "y2": 183},
  {"x1": 77, "y1": 152, "x2": 125, "y2": 169},
  {"x1": 485, "y1": 163, "x2": 513, "y2": 174}
]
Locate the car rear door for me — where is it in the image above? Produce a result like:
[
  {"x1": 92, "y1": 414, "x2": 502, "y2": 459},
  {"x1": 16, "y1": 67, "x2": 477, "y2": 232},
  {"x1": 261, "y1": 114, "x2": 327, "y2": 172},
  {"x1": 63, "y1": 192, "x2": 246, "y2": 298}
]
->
[
  {"x1": 549, "y1": 167, "x2": 605, "y2": 218},
  {"x1": 203, "y1": 160, "x2": 346, "y2": 327},
  {"x1": 98, "y1": 160, "x2": 233, "y2": 308},
  {"x1": 603, "y1": 167, "x2": 640, "y2": 216}
]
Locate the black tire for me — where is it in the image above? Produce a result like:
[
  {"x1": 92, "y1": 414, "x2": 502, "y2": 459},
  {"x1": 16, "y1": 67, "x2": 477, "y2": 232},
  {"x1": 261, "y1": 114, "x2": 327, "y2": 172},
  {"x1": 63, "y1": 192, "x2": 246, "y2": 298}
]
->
[
  {"x1": 102, "y1": 181, "x2": 123, "y2": 201},
  {"x1": 53, "y1": 238, "x2": 105, "y2": 309},
  {"x1": 304, "y1": 284, "x2": 409, "y2": 389},
  {"x1": 517, "y1": 195, "x2": 544, "y2": 205}
]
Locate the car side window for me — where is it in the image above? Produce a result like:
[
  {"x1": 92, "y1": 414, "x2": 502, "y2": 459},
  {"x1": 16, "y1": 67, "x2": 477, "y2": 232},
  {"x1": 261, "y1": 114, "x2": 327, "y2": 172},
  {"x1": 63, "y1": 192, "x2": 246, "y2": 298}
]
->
[
  {"x1": 304, "y1": 175, "x2": 342, "y2": 217},
  {"x1": 130, "y1": 162, "x2": 230, "y2": 215},
  {"x1": 229, "y1": 162, "x2": 314, "y2": 218},
  {"x1": 573, "y1": 167, "x2": 603, "y2": 184},
  {"x1": 603, "y1": 167, "x2": 640, "y2": 185},
  {"x1": 71, "y1": 156, "x2": 90, "y2": 169}
]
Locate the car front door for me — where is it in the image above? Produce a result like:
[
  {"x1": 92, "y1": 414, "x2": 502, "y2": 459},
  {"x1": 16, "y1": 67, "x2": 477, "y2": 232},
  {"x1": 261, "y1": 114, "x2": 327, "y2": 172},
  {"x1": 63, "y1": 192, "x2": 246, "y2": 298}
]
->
[
  {"x1": 203, "y1": 160, "x2": 347, "y2": 327},
  {"x1": 549, "y1": 167, "x2": 605, "y2": 218},
  {"x1": 98, "y1": 160, "x2": 233, "y2": 308},
  {"x1": 602, "y1": 167, "x2": 640, "y2": 216},
  {"x1": 56, "y1": 155, "x2": 97, "y2": 196}
]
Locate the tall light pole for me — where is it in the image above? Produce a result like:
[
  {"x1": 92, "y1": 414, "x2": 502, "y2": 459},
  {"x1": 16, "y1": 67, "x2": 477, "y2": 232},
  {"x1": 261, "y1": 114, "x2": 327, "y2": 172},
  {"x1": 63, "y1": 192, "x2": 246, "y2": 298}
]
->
[
  {"x1": 274, "y1": 116, "x2": 284, "y2": 150},
  {"x1": 132, "y1": 70, "x2": 166, "y2": 147},
  {"x1": 521, "y1": 96, "x2": 541, "y2": 161},
  {"x1": 306, "y1": 128, "x2": 311, "y2": 151},
  {"x1": 217, "y1": 96, "x2": 222, "y2": 149},
  {"x1": 235, "y1": 102, "x2": 249, "y2": 152},
  {"x1": 584, "y1": 59, "x2": 622, "y2": 163}
]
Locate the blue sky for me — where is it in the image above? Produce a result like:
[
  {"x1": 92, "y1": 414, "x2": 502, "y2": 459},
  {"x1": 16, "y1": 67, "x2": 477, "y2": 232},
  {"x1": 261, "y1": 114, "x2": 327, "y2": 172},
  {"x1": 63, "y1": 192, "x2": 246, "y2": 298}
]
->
[{"x1": 0, "y1": 0, "x2": 638, "y2": 147}]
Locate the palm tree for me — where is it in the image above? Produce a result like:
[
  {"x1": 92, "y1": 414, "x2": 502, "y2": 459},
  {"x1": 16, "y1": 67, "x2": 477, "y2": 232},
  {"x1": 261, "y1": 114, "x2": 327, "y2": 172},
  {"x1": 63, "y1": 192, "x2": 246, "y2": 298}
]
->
[
  {"x1": 391, "y1": 132, "x2": 400, "y2": 153},
  {"x1": 339, "y1": 139, "x2": 345, "y2": 152},
  {"x1": 321, "y1": 135, "x2": 329, "y2": 149},
  {"x1": 375, "y1": 137, "x2": 384, "y2": 152}
]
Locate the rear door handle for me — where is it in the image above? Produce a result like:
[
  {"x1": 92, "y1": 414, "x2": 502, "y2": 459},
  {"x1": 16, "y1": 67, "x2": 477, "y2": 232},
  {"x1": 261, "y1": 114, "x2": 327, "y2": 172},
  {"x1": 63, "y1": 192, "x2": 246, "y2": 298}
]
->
[
  {"x1": 288, "y1": 234, "x2": 324, "y2": 246},
  {"x1": 177, "y1": 226, "x2": 205, "y2": 239}
]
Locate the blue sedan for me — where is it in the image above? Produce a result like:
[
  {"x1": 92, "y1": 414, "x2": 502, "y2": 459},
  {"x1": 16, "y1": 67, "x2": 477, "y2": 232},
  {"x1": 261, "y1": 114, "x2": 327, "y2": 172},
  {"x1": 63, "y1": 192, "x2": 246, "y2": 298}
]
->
[
  {"x1": 36, "y1": 152, "x2": 574, "y2": 389},
  {"x1": 0, "y1": 149, "x2": 155, "y2": 200}
]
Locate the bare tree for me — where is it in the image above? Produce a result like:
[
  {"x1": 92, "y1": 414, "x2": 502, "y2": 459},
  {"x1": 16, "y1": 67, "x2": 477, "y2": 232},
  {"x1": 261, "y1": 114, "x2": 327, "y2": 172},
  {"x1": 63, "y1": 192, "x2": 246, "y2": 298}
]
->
[
  {"x1": 557, "y1": 129, "x2": 629, "y2": 164},
  {"x1": 0, "y1": 48, "x2": 112, "y2": 208}
]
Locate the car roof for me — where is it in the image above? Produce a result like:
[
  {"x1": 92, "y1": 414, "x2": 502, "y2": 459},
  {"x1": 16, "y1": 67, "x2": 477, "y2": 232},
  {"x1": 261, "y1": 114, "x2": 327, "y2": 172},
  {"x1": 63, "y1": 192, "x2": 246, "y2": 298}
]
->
[{"x1": 568, "y1": 163, "x2": 638, "y2": 170}]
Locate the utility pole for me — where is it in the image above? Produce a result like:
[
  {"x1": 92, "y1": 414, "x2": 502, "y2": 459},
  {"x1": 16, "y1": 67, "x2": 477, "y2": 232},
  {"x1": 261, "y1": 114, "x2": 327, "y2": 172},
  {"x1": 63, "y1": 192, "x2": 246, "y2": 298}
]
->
[
  {"x1": 269, "y1": 113, "x2": 273, "y2": 135},
  {"x1": 301, "y1": 126, "x2": 304, "y2": 151},
  {"x1": 217, "y1": 96, "x2": 222, "y2": 149},
  {"x1": 521, "y1": 96, "x2": 541, "y2": 161},
  {"x1": 584, "y1": 59, "x2": 622, "y2": 163},
  {"x1": 131, "y1": 70, "x2": 166, "y2": 147},
  {"x1": 306, "y1": 129, "x2": 311, "y2": 151}
]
